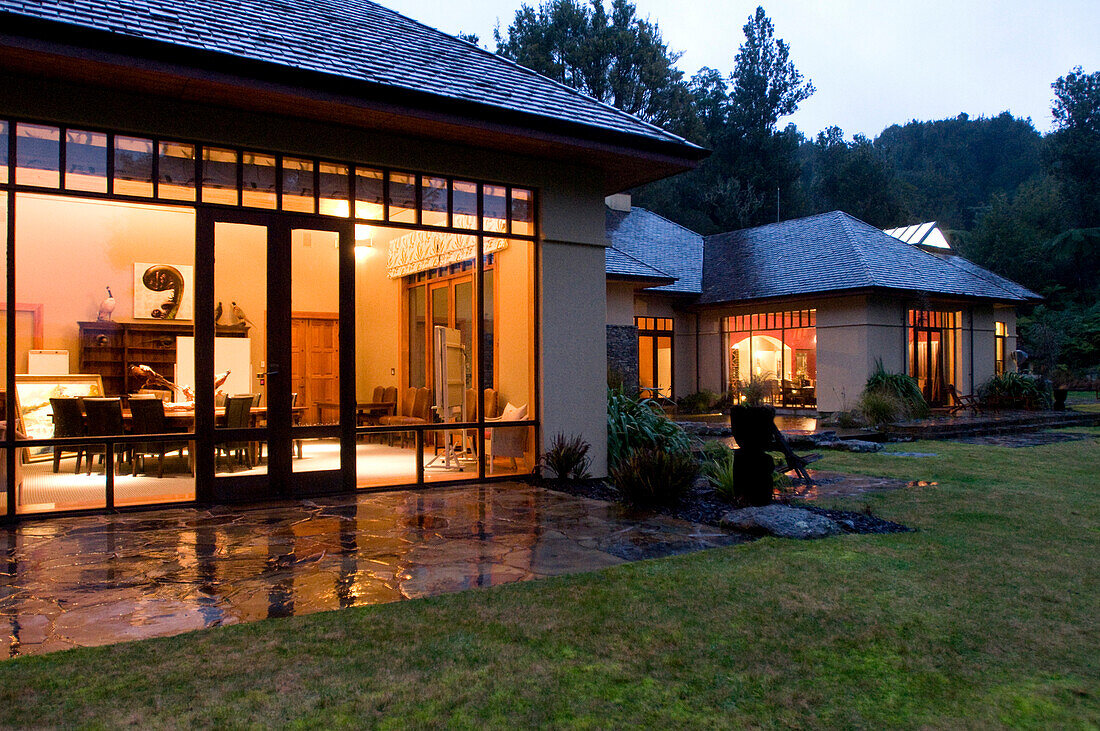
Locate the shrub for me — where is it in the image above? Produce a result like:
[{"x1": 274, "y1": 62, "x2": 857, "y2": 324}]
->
[
  {"x1": 699, "y1": 440, "x2": 732, "y2": 463},
  {"x1": 865, "y1": 359, "x2": 929, "y2": 418},
  {"x1": 858, "y1": 389, "x2": 905, "y2": 427},
  {"x1": 978, "y1": 372, "x2": 1053, "y2": 410},
  {"x1": 834, "y1": 410, "x2": 866, "y2": 429},
  {"x1": 610, "y1": 446, "x2": 699, "y2": 506},
  {"x1": 541, "y1": 432, "x2": 591, "y2": 480},
  {"x1": 701, "y1": 445, "x2": 737, "y2": 502},
  {"x1": 737, "y1": 373, "x2": 773, "y2": 407},
  {"x1": 607, "y1": 388, "x2": 692, "y2": 470},
  {"x1": 676, "y1": 390, "x2": 719, "y2": 414}
]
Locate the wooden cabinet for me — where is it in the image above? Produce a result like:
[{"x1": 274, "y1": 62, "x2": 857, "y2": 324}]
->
[{"x1": 78, "y1": 321, "x2": 245, "y2": 396}]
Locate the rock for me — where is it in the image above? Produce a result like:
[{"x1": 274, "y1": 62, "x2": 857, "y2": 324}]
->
[
  {"x1": 837, "y1": 440, "x2": 883, "y2": 453},
  {"x1": 677, "y1": 421, "x2": 732, "y2": 437},
  {"x1": 720, "y1": 504, "x2": 841, "y2": 539}
]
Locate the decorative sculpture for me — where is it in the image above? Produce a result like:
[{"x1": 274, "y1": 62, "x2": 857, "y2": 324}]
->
[
  {"x1": 214, "y1": 301, "x2": 224, "y2": 324},
  {"x1": 230, "y1": 301, "x2": 254, "y2": 329},
  {"x1": 729, "y1": 404, "x2": 814, "y2": 506},
  {"x1": 97, "y1": 286, "x2": 116, "y2": 321},
  {"x1": 130, "y1": 364, "x2": 230, "y2": 405},
  {"x1": 141, "y1": 264, "x2": 184, "y2": 319}
]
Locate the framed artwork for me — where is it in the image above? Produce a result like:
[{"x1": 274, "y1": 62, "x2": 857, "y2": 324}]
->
[
  {"x1": 14, "y1": 374, "x2": 106, "y2": 462},
  {"x1": 134, "y1": 262, "x2": 194, "y2": 320}
]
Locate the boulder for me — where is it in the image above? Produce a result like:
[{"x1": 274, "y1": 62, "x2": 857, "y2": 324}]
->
[
  {"x1": 837, "y1": 440, "x2": 884, "y2": 453},
  {"x1": 720, "y1": 504, "x2": 841, "y2": 539}
]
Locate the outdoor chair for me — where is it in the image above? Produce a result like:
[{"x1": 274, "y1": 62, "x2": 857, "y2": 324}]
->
[
  {"x1": 947, "y1": 385, "x2": 981, "y2": 415},
  {"x1": 82, "y1": 397, "x2": 129, "y2": 475},
  {"x1": 49, "y1": 397, "x2": 88, "y2": 474},
  {"x1": 486, "y1": 401, "x2": 528, "y2": 473},
  {"x1": 129, "y1": 396, "x2": 190, "y2": 478}
]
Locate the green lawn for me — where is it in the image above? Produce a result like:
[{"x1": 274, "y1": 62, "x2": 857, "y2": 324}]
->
[{"x1": 2, "y1": 431, "x2": 1099, "y2": 728}]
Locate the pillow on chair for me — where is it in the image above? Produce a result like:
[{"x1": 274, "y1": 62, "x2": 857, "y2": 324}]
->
[{"x1": 499, "y1": 402, "x2": 528, "y2": 421}]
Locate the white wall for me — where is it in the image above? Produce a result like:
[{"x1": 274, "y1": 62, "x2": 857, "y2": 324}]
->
[{"x1": 605, "y1": 282, "x2": 637, "y2": 327}]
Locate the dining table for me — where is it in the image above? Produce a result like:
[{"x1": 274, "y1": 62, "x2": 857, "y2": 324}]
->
[{"x1": 313, "y1": 400, "x2": 396, "y2": 426}]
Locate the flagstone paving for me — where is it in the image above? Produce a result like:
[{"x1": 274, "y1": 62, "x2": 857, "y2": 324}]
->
[{"x1": 0, "y1": 483, "x2": 745, "y2": 657}]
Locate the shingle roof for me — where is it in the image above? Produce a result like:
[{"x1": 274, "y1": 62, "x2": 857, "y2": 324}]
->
[
  {"x1": 0, "y1": 0, "x2": 699, "y2": 151},
  {"x1": 605, "y1": 245, "x2": 676, "y2": 284},
  {"x1": 699, "y1": 211, "x2": 1040, "y2": 305},
  {"x1": 605, "y1": 206, "x2": 703, "y2": 294}
]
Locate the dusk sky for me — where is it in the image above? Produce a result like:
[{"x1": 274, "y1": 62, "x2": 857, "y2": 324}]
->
[{"x1": 381, "y1": 0, "x2": 1099, "y2": 139}]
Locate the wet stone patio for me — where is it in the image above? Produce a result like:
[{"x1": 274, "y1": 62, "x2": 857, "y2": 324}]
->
[{"x1": 0, "y1": 482, "x2": 745, "y2": 658}]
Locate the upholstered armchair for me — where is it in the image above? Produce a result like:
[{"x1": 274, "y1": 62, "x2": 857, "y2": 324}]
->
[{"x1": 486, "y1": 401, "x2": 529, "y2": 473}]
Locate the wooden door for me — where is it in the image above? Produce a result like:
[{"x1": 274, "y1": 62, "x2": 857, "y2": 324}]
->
[{"x1": 291, "y1": 314, "x2": 339, "y2": 424}]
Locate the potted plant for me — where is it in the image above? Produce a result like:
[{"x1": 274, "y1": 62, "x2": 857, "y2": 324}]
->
[{"x1": 730, "y1": 373, "x2": 778, "y2": 506}]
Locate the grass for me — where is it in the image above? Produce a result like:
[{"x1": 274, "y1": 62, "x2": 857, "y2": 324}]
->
[
  {"x1": 1067, "y1": 390, "x2": 1100, "y2": 413},
  {"x1": 1, "y1": 431, "x2": 1099, "y2": 727}
]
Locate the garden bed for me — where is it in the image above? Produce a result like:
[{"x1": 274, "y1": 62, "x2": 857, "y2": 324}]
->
[{"x1": 539, "y1": 476, "x2": 910, "y2": 536}]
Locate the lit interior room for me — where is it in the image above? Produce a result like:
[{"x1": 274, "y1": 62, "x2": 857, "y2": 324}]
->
[
  {"x1": 726, "y1": 310, "x2": 817, "y2": 408},
  {"x1": 1, "y1": 122, "x2": 537, "y2": 515}
]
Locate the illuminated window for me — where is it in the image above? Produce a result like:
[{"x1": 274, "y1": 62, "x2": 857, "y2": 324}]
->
[
  {"x1": 202, "y1": 147, "x2": 238, "y2": 205},
  {"x1": 64, "y1": 130, "x2": 108, "y2": 193},
  {"x1": 995, "y1": 321, "x2": 1007, "y2": 376},
  {"x1": 725, "y1": 309, "x2": 817, "y2": 408},
  {"x1": 282, "y1": 157, "x2": 315, "y2": 213},
  {"x1": 636, "y1": 317, "x2": 674, "y2": 399},
  {"x1": 158, "y1": 142, "x2": 196, "y2": 201},
  {"x1": 241, "y1": 152, "x2": 277, "y2": 209},
  {"x1": 16, "y1": 123, "x2": 60, "y2": 187}
]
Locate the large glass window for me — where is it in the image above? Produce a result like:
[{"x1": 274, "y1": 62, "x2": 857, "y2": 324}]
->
[
  {"x1": 725, "y1": 310, "x2": 817, "y2": 408},
  {"x1": 636, "y1": 317, "x2": 673, "y2": 399},
  {"x1": 14, "y1": 194, "x2": 197, "y2": 512},
  {"x1": 907, "y1": 309, "x2": 958, "y2": 406},
  {"x1": 0, "y1": 115, "x2": 539, "y2": 517}
]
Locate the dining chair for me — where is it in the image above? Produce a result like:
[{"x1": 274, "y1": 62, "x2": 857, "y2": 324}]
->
[
  {"x1": 217, "y1": 394, "x2": 255, "y2": 469},
  {"x1": 129, "y1": 397, "x2": 190, "y2": 478},
  {"x1": 49, "y1": 397, "x2": 87, "y2": 474},
  {"x1": 82, "y1": 397, "x2": 128, "y2": 475}
]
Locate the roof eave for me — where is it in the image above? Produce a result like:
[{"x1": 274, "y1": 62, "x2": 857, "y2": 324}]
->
[{"x1": 0, "y1": 14, "x2": 708, "y2": 190}]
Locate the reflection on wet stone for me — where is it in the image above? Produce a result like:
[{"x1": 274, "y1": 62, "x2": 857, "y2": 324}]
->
[{"x1": 0, "y1": 482, "x2": 746, "y2": 657}]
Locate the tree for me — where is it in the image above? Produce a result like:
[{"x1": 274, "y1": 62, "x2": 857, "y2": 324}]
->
[
  {"x1": 803, "y1": 127, "x2": 908, "y2": 227},
  {"x1": 728, "y1": 6, "x2": 814, "y2": 137},
  {"x1": 635, "y1": 6, "x2": 814, "y2": 230},
  {"x1": 494, "y1": 0, "x2": 695, "y2": 131},
  {"x1": 1047, "y1": 67, "x2": 1100, "y2": 227}
]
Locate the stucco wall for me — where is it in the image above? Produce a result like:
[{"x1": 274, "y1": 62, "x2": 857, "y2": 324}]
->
[
  {"x1": 605, "y1": 282, "x2": 637, "y2": 327},
  {"x1": 543, "y1": 242, "x2": 608, "y2": 477}
]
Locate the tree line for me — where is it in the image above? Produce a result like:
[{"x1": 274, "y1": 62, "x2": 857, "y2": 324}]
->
[{"x1": 481, "y1": 0, "x2": 1099, "y2": 378}]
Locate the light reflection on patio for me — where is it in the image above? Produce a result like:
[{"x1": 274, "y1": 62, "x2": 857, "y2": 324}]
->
[{"x1": 0, "y1": 482, "x2": 743, "y2": 657}]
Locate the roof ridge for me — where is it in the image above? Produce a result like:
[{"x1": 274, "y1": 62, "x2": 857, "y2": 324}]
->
[
  {"x1": 369, "y1": 1, "x2": 698, "y2": 149},
  {"x1": 608, "y1": 245, "x2": 675, "y2": 279},
  {"x1": 703, "y1": 210, "x2": 844, "y2": 240},
  {"x1": 630, "y1": 207, "x2": 704, "y2": 239},
  {"x1": 833, "y1": 212, "x2": 879, "y2": 282}
]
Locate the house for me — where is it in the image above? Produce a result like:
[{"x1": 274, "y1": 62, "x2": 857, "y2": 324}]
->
[
  {"x1": 605, "y1": 196, "x2": 1039, "y2": 412},
  {"x1": 0, "y1": 0, "x2": 706, "y2": 518}
]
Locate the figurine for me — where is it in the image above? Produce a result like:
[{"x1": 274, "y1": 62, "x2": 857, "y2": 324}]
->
[
  {"x1": 214, "y1": 301, "x2": 224, "y2": 324},
  {"x1": 97, "y1": 286, "x2": 116, "y2": 321},
  {"x1": 230, "y1": 301, "x2": 254, "y2": 329}
]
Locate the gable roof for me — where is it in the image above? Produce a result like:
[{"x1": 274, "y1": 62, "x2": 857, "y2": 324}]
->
[
  {"x1": 605, "y1": 206, "x2": 703, "y2": 294},
  {"x1": 698, "y1": 211, "x2": 1040, "y2": 305},
  {"x1": 0, "y1": 0, "x2": 700, "y2": 157},
  {"x1": 605, "y1": 246, "x2": 676, "y2": 284}
]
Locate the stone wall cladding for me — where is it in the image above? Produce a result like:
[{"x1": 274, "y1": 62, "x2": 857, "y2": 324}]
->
[{"x1": 607, "y1": 324, "x2": 639, "y2": 392}]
